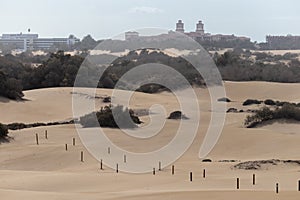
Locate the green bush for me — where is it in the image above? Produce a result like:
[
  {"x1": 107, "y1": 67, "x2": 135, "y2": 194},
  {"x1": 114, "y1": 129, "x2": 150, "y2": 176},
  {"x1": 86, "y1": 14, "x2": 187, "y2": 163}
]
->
[{"x1": 80, "y1": 105, "x2": 141, "y2": 128}]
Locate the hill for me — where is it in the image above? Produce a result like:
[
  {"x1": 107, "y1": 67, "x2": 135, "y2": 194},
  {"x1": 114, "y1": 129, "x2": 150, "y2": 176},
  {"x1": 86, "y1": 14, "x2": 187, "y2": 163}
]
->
[{"x1": 1, "y1": 82, "x2": 300, "y2": 199}]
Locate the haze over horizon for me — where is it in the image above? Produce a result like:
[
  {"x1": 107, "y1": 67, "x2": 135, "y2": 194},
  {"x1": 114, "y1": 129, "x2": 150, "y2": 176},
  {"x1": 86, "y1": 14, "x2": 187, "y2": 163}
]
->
[{"x1": 1, "y1": 0, "x2": 300, "y2": 42}]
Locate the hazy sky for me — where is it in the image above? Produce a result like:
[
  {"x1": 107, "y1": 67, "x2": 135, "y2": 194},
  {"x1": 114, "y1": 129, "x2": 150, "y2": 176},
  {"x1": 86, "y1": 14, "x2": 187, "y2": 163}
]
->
[{"x1": 0, "y1": 0, "x2": 299, "y2": 42}]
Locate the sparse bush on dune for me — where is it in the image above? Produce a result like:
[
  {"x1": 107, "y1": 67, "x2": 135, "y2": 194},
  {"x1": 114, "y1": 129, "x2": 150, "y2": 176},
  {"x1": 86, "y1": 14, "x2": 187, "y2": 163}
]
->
[
  {"x1": 263, "y1": 99, "x2": 300, "y2": 107},
  {"x1": 137, "y1": 84, "x2": 167, "y2": 94},
  {"x1": 245, "y1": 104, "x2": 300, "y2": 128},
  {"x1": 202, "y1": 159, "x2": 212, "y2": 162},
  {"x1": 218, "y1": 97, "x2": 231, "y2": 102},
  {"x1": 102, "y1": 97, "x2": 111, "y2": 103},
  {"x1": 167, "y1": 111, "x2": 189, "y2": 120},
  {"x1": 274, "y1": 104, "x2": 300, "y2": 121},
  {"x1": 7, "y1": 123, "x2": 26, "y2": 130},
  {"x1": 0, "y1": 123, "x2": 8, "y2": 139},
  {"x1": 264, "y1": 99, "x2": 276, "y2": 106},
  {"x1": 242, "y1": 99, "x2": 262, "y2": 106},
  {"x1": 79, "y1": 105, "x2": 141, "y2": 128},
  {"x1": 6, "y1": 120, "x2": 75, "y2": 130},
  {"x1": 226, "y1": 108, "x2": 238, "y2": 113}
]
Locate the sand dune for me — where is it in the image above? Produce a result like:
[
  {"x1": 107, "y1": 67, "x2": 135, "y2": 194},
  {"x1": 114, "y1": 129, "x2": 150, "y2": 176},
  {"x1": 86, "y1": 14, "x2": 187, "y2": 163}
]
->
[{"x1": 1, "y1": 81, "x2": 300, "y2": 199}]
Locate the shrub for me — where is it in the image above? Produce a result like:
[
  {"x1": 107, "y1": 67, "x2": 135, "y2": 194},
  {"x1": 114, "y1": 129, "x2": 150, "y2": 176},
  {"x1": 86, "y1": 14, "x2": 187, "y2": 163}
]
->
[
  {"x1": 103, "y1": 97, "x2": 111, "y2": 103},
  {"x1": 245, "y1": 104, "x2": 300, "y2": 127},
  {"x1": 218, "y1": 97, "x2": 231, "y2": 102},
  {"x1": 274, "y1": 104, "x2": 300, "y2": 121},
  {"x1": 7, "y1": 123, "x2": 26, "y2": 130},
  {"x1": 227, "y1": 108, "x2": 238, "y2": 113},
  {"x1": 202, "y1": 159, "x2": 212, "y2": 162},
  {"x1": 7, "y1": 120, "x2": 75, "y2": 131},
  {"x1": 242, "y1": 99, "x2": 262, "y2": 106},
  {"x1": 80, "y1": 105, "x2": 141, "y2": 128},
  {"x1": 0, "y1": 123, "x2": 8, "y2": 138},
  {"x1": 264, "y1": 99, "x2": 276, "y2": 106},
  {"x1": 275, "y1": 101, "x2": 289, "y2": 107},
  {"x1": 137, "y1": 84, "x2": 165, "y2": 94},
  {"x1": 0, "y1": 71, "x2": 24, "y2": 100},
  {"x1": 167, "y1": 111, "x2": 189, "y2": 120}
]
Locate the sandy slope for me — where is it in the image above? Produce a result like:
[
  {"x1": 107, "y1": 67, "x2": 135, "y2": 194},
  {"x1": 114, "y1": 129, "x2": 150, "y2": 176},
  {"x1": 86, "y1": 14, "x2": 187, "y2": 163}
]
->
[{"x1": 1, "y1": 81, "x2": 300, "y2": 200}]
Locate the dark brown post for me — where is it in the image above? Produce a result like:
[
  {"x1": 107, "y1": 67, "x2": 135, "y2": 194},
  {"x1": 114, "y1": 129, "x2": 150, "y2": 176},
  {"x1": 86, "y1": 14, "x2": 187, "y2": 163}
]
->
[
  {"x1": 124, "y1": 155, "x2": 126, "y2": 163},
  {"x1": 253, "y1": 174, "x2": 256, "y2": 185},
  {"x1": 153, "y1": 168, "x2": 155, "y2": 175},
  {"x1": 159, "y1": 161, "x2": 161, "y2": 171},
  {"x1": 116, "y1": 164, "x2": 119, "y2": 173},
  {"x1": 36, "y1": 133, "x2": 39, "y2": 145},
  {"x1": 108, "y1": 147, "x2": 111, "y2": 154},
  {"x1": 172, "y1": 165, "x2": 175, "y2": 175},
  {"x1": 203, "y1": 169, "x2": 206, "y2": 178},
  {"x1": 72, "y1": 138, "x2": 75, "y2": 146},
  {"x1": 100, "y1": 159, "x2": 103, "y2": 170},
  {"x1": 237, "y1": 178, "x2": 240, "y2": 189},
  {"x1": 298, "y1": 180, "x2": 300, "y2": 191},
  {"x1": 45, "y1": 130, "x2": 48, "y2": 139},
  {"x1": 190, "y1": 172, "x2": 193, "y2": 182},
  {"x1": 80, "y1": 151, "x2": 84, "y2": 162},
  {"x1": 65, "y1": 144, "x2": 68, "y2": 151},
  {"x1": 276, "y1": 183, "x2": 279, "y2": 194}
]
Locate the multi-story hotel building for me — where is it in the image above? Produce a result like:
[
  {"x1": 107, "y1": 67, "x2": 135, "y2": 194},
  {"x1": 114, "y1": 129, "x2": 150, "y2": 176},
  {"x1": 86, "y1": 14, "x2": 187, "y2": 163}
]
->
[
  {"x1": 125, "y1": 20, "x2": 250, "y2": 43},
  {"x1": 0, "y1": 33, "x2": 79, "y2": 51}
]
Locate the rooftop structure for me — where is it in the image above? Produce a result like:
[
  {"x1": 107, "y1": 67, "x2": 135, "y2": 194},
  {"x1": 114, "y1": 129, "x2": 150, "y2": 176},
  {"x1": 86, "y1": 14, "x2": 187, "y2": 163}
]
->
[
  {"x1": 196, "y1": 20, "x2": 204, "y2": 35},
  {"x1": 175, "y1": 20, "x2": 250, "y2": 42},
  {"x1": 175, "y1": 20, "x2": 185, "y2": 33}
]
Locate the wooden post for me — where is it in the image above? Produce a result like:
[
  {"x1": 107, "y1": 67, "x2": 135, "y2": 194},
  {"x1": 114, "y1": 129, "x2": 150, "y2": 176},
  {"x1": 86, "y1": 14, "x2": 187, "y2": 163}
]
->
[
  {"x1": 190, "y1": 172, "x2": 193, "y2": 182},
  {"x1": 159, "y1": 161, "x2": 161, "y2": 171},
  {"x1": 203, "y1": 169, "x2": 206, "y2": 178},
  {"x1": 72, "y1": 138, "x2": 75, "y2": 146},
  {"x1": 100, "y1": 159, "x2": 103, "y2": 170},
  {"x1": 298, "y1": 180, "x2": 300, "y2": 191},
  {"x1": 237, "y1": 178, "x2": 240, "y2": 189},
  {"x1": 253, "y1": 174, "x2": 256, "y2": 185},
  {"x1": 35, "y1": 133, "x2": 39, "y2": 145},
  {"x1": 45, "y1": 130, "x2": 48, "y2": 139},
  {"x1": 108, "y1": 147, "x2": 111, "y2": 154},
  {"x1": 80, "y1": 151, "x2": 84, "y2": 162},
  {"x1": 124, "y1": 155, "x2": 127, "y2": 163},
  {"x1": 153, "y1": 168, "x2": 156, "y2": 175},
  {"x1": 65, "y1": 144, "x2": 68, "y2": 151},
  {"x1": 172, "y1": 165, "x2": 175, "y2": 175},
  {"x1": 276, "y1": 183, "x2": 279, "y2": 194},
  {"x1": 116, "y1": 164, "x2": 119, "y2": 173}
]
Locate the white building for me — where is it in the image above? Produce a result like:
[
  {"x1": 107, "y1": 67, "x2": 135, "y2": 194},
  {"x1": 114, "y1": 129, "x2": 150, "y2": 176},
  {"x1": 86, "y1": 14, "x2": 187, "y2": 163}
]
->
[
  {"x1": 0, "y1": 33, "x2": 79, "y2": 51},
  {"x1": 125, "y1": 31, "x2": 139, "y2": 40}
]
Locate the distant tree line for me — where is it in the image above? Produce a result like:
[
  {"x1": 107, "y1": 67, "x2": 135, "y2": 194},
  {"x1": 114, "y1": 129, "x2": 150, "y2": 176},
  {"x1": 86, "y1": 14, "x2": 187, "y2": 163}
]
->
[
  {"x1": 214, "y1": 49, "x2": 300, "y2": 82},
  {"x1": 199, "y1": 39, "x2": 256, "y2": 51},
  {"x1": 0, "y1": 48, "x2": 300, "y2": 100}
]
